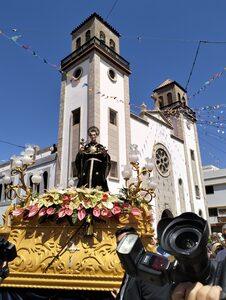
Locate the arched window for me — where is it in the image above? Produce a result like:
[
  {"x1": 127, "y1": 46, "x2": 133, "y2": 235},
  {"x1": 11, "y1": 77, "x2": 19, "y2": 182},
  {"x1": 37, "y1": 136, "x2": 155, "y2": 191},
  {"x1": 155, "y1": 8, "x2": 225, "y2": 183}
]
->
[
  {"x1": 29, "y1": 175, "x2": 33, "y2": 192},
  {"x1": 43, "y1": 171, "x2": 48, "y2": 191},
  {"x1": 159, "y1": 96, "x2": 164, "y2": 108},
  {"x1": 85, "y1": 30, "x2": 91, "y2": 42},
  {"x1": 109, "y1": 39, "x2": 115, "y2": 51},
  {"x1": 167, "y1": 92, "x2": 173, "y2": 104},
  {"x1": 76, "y1": 37, "x2": 81, "y2": 49},
  {"x1": 178, "y1": 93, "x2": 181, "y2": 102},
  {"x1": 161, "y1": 209, "x2": 174, "y2": 219},
  {"x1": 0, "y1": 184, "x2": 2, "y2": 201},
  {"x1": 100, "y1": 31, "x2": 106, "y2": 44},
  {"x1": 198, "y1": 209, "x2": 203, "y2": 217}
]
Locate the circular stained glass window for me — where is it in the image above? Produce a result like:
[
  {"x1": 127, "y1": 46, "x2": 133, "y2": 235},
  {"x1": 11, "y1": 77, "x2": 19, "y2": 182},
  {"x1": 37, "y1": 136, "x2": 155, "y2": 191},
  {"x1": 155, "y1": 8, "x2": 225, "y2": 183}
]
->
[{"x1": 155, "y1": 148, "x2": 170, "y2": 177}]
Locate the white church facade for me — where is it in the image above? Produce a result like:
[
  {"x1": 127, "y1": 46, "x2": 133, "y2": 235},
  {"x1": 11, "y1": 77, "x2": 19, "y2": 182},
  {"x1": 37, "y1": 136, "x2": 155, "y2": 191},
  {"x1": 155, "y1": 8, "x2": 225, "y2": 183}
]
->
[{"x1": 0, "y1": 13, "x2": 207, "y2": 224}]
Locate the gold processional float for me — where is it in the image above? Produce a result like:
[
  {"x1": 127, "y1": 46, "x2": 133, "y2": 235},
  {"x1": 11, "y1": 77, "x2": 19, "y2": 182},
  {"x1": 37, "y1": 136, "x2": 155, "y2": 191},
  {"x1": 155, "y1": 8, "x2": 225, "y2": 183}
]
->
[{"x1": 0, "y1": 145, "x2": 156, "y2": 291}]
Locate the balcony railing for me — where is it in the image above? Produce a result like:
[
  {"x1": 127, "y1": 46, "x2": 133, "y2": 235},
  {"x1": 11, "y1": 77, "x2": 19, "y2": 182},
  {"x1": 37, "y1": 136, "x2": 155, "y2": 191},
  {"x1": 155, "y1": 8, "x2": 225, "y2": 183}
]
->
[{"x1": 61, "y1": 37, "x2": 130, "y2": 69}]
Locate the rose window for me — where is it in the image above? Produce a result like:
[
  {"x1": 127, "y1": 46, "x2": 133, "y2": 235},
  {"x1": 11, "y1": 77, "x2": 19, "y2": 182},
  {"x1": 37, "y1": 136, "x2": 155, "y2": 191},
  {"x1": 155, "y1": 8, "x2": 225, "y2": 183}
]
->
[{"x1": 155, "y1": 148, "x2": 170, "y2": 176}]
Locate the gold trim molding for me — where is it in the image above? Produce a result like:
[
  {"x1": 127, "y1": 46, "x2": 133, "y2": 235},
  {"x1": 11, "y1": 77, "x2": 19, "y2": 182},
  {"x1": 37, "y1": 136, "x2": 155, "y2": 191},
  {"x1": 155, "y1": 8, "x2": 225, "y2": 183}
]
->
[{"x1": 0, "y1": 207, "x2": 155, "y2": 290}]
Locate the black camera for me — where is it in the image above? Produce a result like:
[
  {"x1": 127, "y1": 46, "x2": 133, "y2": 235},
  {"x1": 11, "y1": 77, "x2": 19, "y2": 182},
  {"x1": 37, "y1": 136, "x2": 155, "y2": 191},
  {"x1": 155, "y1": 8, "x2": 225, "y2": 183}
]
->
[
  {"x1": 0, "y1": 237, "x2": 17, "y2": 282},
  {"x1": 116, "y1": 212, "x2": 226, "y2": 299}
]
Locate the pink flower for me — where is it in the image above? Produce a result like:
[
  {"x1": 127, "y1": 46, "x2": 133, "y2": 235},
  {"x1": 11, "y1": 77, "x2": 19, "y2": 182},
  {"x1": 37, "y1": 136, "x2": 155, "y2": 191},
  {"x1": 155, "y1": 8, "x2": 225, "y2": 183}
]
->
[
  {"x1": 39, "y1": 207, "x2": 47, "y2": 216},
  {"x1": 65, "y1": 207, "x2": 73, "y2": 216},
  {"x1": 58, "y1": 205, "x2": 73, "y2": 218},
  {"x1": 131, "y1": 207, "x2": 141, "y2": 216},
  {"x1": 111, "y1": 205, "x2": 121, "y2": 215},
  {"x1": 93, "y1": 207, "x2": 100, "y2": 217},
  {"x1": 101, "y1": 208, "x2": 109, "y2": 217},
  {"x1": 102, "y1": 193, "x2": 109, "y2": 202},
  {"x1": 78, "y1": 209, "x2": 86, "y2": 220},
  {"x1": 28, "y1": 205, "x2": 39, "y2": 217},
  {"x1": 63, "y1": 195, "x2": 71, "y2": 202},
  {"x1": 46, "y1": 207, "x2": 56, "y2": 215},
  {"x1": 58, "y1": 208, "x2": 66, "y2": 218},
  {"x1": 12, "y1": 207, "x2": 24, "y2": 216}
]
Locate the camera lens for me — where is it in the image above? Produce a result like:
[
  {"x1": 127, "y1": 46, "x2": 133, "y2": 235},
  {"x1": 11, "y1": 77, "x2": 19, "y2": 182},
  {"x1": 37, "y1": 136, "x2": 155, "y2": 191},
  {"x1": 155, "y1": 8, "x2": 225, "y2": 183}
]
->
[{"x1": 175, "y1": 231, "x2": 199, "y2": 250}]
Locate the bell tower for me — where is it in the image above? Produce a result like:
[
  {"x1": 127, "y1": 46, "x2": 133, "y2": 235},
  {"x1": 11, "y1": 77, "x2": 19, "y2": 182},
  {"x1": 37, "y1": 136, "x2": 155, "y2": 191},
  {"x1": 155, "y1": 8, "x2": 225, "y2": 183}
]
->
[
  {"x1": 151, "y1": 79, "x2": 207, "y2": 217},
  {"x1": 56, "y1": 13, "x2": 131, "y2": 189}
]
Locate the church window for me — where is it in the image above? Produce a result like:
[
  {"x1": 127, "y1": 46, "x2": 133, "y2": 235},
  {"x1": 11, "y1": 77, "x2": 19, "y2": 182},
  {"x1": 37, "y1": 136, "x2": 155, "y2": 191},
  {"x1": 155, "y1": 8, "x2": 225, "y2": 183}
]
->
[
  {"x1": 109, "y1": 109, "x2": 117, "y2": 125},
  {"x1": 108, "y1": 68, "x2": 117, "y2": 82},
  {"x1": 85, "y1": 30, "x2": 91, "y2": 42},
  {"x1": 178, "y1": 93, "x2": 181, "y2": 101},
  {"x1": 155, "y1": 146, "x2": 170, "y2": 177},
  {"x1": 76, "y1": 37, "x2": 81, "y2": 49},
  {"x1": 43, "y1": 171, "x2": 48, "y2": 191},
  {"x1": 110, "y1": 161, "x2": 118, "y2": 178},
  {"x1": 73, "y1": 67, "x2": 83, "y2": 80},
  {"x1": 29, "y1": 175, "x2": 33, "y2": 192},
  {"x1": 71, "y1": 161, "x2": 78, "y2": 178},
  {"x1": 72, "y1": 108, "x2": 80, "y2": 125},
  {"x1": 100, "y1": 31, "x2": 106, "y2": 44},
  {"x1": 159, "y1": 96, "x2": 164, "y2": 108},
  {"x1": 208, "y1": 207, "x2": 218, "y2": 217},
  {"x1": 190, "y1": 149, "x2": 195, "y2": 161},
  {"x1": 178, "y1": 178, "x2": 183, "y2": 185},
  {"x1": 195, "y1": 185, "x2": 200, "y2": 198},
  {"x1": 205, "y1": 185, "x2": 214, "y2": 194},
  {"x1": 198, "y1": 209, "x2": 203, "y2": 217},
  {"x1": 109, "y1": 39, "x2": 115, "y2": 51},
  {"x1": 0, "y1": 184, "x2": 2, "y2": 201},
  {"x1": 167, "y1": 92, "x2": 173, "y2": 104}
]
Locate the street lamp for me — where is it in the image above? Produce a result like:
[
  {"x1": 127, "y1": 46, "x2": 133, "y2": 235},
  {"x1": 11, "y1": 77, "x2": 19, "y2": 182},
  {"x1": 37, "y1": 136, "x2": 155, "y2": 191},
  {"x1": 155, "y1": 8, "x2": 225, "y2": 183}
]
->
[
  {"x1": 121, "y1": 144, "x2": 157, "y2": 205},
  {"x1": 4, "y1": 145, "x2": 40, "y2": 205}
]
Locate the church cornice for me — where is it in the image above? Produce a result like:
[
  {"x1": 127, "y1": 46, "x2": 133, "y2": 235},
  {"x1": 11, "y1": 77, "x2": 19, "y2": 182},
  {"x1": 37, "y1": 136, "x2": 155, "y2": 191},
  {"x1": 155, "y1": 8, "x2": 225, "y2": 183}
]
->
[
  {"x1": 145, "y1": 110, "x2": 174, "y2": 129},
  {"x1": 61, "y1": 36, "x2": 130, "y2": 74},
  {"x1": 71, "y1": 13, "x2": 121, "y2": 37}
]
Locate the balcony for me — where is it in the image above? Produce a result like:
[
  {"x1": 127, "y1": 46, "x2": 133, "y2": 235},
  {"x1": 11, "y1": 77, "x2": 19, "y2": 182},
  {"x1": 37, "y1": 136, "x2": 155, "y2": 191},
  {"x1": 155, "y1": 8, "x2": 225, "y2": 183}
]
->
[{"x1": 61, "y1": 37, "x2": 130, "y2": 70}]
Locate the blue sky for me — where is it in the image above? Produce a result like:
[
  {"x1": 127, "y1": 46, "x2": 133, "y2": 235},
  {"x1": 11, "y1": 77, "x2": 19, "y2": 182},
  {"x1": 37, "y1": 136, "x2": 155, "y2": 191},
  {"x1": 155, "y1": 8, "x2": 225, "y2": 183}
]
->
[{"x1": 0, "y1": 0, "x2": 226, "y2": 167}]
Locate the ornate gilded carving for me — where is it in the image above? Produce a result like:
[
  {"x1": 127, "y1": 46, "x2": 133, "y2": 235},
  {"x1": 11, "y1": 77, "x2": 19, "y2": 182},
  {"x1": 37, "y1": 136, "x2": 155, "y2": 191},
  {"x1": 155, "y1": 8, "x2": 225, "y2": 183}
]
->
[{"x1": 0, "y1": 205, "x2": 155, "y2": 290}]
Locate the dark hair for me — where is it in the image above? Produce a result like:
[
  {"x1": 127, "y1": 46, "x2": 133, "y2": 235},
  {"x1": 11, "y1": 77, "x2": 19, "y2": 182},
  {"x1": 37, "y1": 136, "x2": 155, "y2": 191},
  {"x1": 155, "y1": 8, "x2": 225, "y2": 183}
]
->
[{"x1": 115, "y1": 226, "x2": 137, "y2": 238}]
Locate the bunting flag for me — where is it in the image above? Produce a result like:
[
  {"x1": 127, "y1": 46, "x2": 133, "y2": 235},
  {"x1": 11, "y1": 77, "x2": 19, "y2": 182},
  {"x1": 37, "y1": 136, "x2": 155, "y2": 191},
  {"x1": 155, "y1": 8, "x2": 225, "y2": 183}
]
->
[
  {"x1": 188, "y1": 69, "x2": 225, "y2": 99},
  {"x1": 11, "y1": 35, "x2": 22, "y2": 42}
]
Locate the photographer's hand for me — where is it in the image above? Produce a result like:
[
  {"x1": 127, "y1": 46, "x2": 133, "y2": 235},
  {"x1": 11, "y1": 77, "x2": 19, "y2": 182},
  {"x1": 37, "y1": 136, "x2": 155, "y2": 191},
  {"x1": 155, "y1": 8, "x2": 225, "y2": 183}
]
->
[{"x1": 171, "y1": 282, "x2": 222, "y2": 300}]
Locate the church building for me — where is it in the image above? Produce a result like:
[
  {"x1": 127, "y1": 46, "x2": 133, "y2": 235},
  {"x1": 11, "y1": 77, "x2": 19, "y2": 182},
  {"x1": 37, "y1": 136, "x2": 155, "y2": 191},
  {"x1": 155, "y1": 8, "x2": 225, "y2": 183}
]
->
[{"x1": 0, "y1": 13, "x2": 207, "y2": 224}]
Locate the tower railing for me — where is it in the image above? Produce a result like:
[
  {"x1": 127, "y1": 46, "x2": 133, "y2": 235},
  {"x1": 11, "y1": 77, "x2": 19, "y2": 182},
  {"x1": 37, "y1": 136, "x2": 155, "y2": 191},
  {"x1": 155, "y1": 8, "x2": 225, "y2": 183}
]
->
[{"x1": 61, "y1": 37, "x2": 130, "y2": 70}]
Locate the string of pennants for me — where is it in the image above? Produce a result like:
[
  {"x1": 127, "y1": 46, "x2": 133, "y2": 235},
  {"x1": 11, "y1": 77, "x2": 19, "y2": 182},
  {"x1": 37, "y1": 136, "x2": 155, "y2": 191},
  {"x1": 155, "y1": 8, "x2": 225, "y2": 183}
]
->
[
  {"x1": 188, "y1": 70, "x2": 225, "y2": 99},
  {"x1": 1, "y1": 27, "x2": 226, "y2": 131},
  {"x1": 0, "y1": 29, "x2": 61, "y2": 71}
]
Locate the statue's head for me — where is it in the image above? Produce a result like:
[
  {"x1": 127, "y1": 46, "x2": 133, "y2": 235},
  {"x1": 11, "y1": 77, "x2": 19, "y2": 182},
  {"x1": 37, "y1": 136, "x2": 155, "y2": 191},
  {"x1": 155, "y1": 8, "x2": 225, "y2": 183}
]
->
[{"x1": 88, "y1": 126, "x2": 100, "y2": 142}]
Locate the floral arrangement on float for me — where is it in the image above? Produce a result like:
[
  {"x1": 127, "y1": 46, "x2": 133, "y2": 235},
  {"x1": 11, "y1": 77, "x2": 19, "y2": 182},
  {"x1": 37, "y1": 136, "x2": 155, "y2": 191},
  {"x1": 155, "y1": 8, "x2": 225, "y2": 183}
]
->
[
  {"x1": 3, "y1": 144, "x2": 157, "y2": 235},
  {"x1": 12, "y1": 187, "x2": 143, "y2": 224}
]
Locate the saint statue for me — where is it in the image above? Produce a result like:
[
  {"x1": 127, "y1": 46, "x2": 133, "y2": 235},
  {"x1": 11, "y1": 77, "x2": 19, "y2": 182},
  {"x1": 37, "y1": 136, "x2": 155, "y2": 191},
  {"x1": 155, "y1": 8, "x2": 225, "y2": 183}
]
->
[{"x1": 75, "y1": 126, "x2": 111, "y2": 192}]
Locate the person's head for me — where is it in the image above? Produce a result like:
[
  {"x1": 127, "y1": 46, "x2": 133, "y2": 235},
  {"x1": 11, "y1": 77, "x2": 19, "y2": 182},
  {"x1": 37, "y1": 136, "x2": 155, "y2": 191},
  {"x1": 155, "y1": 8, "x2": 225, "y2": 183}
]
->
[
  {"x1": 115, "y1": 226, "x2": 137, "y2": 244},
  {"x1": 88, "y1": 126, "x2": 99, "y2": 143},
  {"x1": 222, "y1": 224, "x2": 226, "y2": 240}
]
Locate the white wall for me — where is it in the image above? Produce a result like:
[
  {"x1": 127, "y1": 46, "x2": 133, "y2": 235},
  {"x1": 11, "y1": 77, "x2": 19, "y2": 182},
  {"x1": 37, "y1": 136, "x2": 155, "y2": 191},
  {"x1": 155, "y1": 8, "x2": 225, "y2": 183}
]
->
[
  {"x1": 99, "y1": 59, "x2": 128, "y2": 193},
  {"x1": 182, "y1": 119, "x2": 207, "y2": 217},
  {"x1": 130, "y1": 114, "x2": 192, "y2": 219},
  {"x1": 60, "y1": 60, "x2": 89, "y2": 187}
]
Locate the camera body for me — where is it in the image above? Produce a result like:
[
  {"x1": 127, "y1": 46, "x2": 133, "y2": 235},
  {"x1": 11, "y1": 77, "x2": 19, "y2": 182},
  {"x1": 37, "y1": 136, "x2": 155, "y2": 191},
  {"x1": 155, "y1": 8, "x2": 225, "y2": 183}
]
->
[
  {"x1": 0, "y1": 237, "x2": 17, "y2": 282},
  {"x1": 116, "y1": 212, "x2": 226, "y2": 298}
]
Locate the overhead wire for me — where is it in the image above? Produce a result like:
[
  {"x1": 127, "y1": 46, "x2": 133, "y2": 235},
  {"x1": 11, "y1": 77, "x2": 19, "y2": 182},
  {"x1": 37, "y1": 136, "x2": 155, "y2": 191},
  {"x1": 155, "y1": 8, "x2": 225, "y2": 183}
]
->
[{"x1": 105, "y1": 0, "x2": 119, "y2": 20}]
